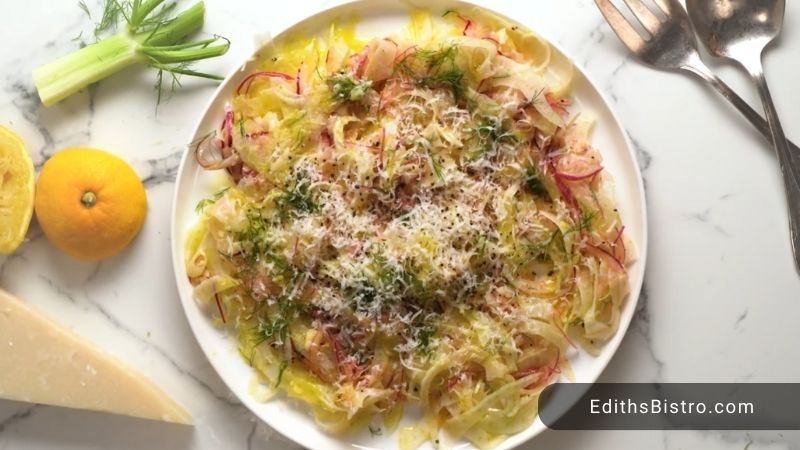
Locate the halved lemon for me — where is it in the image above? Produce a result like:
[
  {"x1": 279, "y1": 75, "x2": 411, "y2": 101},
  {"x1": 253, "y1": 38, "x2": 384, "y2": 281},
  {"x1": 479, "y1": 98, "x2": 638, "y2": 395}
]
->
[{"x1": 0, "y1": 126, "x2": 35, "y2": 254}]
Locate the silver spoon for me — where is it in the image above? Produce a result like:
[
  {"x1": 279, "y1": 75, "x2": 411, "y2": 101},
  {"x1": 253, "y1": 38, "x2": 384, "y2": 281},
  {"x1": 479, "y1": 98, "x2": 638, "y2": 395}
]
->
[{"x1": 687, "y1": 0, "x2": 800, "y2": 272}]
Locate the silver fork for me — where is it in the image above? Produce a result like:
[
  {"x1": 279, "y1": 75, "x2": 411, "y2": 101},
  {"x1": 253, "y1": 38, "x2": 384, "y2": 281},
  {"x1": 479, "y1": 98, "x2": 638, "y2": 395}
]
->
[
  {"x1": 595, "y1": 0, "x2": 800, "y2": 158},
  {"x1": 595, "y1": 0, "x2": 800, "y2": 271}
]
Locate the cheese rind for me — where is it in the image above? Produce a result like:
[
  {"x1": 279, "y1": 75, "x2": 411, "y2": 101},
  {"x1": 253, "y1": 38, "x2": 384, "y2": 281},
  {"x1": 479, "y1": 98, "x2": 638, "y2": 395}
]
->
[{"x1": 0, "y1": 288, "x2": 192, "y2": 425}]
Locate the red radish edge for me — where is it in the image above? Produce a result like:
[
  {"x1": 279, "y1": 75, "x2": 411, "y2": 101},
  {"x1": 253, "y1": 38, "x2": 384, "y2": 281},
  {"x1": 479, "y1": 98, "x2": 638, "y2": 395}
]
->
[
  {"x1": 546, "y1": 92, "x2": 572, "y2": 115},
  {"x1": 357, "y1": 53, "x2": 369, "y2": 78},
  {"x1": 512, "y1": 349, "x2": 561, "y2": 389},
  {"x1": 463, "y1": 19, "x2": 473, "y2": 35},
  {"x1": 555, "y1": 165, "x2": 604, "y2": 181},
  {"x1": 214, "y1": 293, "x2": 227, "y2": 324},
  {"x1": 553, "y1": 311, "x2": 577, "y2": 349},
  {"x1": 587, "y1": 244, "x2": 626, "y2": 271},
  {"x1": 379, "y1": 127, "x2": 386, "y2": 169},
  {"x1": 444, "y1": 10, "x2": 472, "y2": 35},
  {"x1": 555, "y1": 169, "x2": 576, "y2": 205},
  {"x1": 613, "y1": 226, "x2": 627, "y2": 265},
  {"x1": 247, "y1": 130, "x2": 269, "y2": 139},
  {"x1": 236, "y1": 71, "x2": 294, "y2": 95},
  {"x1": 222, "y1": 104, "x2": 233, "y2": 147},
  {"x1": 320, "y1": 129, "x2": 332, "y2": 147},
  {"x1": 546, "y1": 156, "x2": 583, "y2": 220},
  {"x1": 482, "y1": 36, "x2": 508, "y2": 57},
  {"x1": 613, "y1": 226, "x2": 625, "y2": 244},
  {"x1": 291, "y1": 234, "x2": 299, "y2": 256},
  {"x1": 393, "y1": 45, "x2": 418, "y2": 64},
  {"x1": 295, "y1": 65, "x2": 303, "y2": 95}
]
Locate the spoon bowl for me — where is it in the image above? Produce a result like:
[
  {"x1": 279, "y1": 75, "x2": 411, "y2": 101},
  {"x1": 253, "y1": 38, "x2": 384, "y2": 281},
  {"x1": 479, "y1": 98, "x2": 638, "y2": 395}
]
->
[
  {"x1": 687, "y1": 0, "x2": 800, "y2": 274},
  {"x1": 687, "y1": 0, "x2": 785, "y2": 60}
]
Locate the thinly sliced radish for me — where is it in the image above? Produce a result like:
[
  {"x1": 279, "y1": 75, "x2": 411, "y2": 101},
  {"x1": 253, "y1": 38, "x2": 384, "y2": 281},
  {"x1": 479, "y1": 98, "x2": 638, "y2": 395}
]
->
[
  {"x1": 236, "y1": 71, "x2": 294, "y2": 95},
  {"x1": 555, "y1": 165, "x2": 603, "y2": 181}
]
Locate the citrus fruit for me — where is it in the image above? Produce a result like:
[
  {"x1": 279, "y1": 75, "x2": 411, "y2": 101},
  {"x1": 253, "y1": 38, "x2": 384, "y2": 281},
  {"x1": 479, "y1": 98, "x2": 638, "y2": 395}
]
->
[
  {"x1": 34, "y1": 147, "x2": 147, "y2": 261},
  {"x1": 0, "y1": 125, "x2": 35, "y2": 254}
]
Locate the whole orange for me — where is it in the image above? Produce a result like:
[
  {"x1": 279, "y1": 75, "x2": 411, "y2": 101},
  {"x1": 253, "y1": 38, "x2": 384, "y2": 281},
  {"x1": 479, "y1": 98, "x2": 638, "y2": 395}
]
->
[{"x1": 34, "y1": 148, "x2": 147, "y2": 261}]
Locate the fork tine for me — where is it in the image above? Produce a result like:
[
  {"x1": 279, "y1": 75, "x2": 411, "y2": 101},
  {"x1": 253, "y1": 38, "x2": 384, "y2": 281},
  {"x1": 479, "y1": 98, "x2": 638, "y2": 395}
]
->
[
  {"x1": 594, "y1": 0, "x2": 647, "y2": 52},
  {"x1": 622, "y1": 0, "x2": 662, "y2": 34}
]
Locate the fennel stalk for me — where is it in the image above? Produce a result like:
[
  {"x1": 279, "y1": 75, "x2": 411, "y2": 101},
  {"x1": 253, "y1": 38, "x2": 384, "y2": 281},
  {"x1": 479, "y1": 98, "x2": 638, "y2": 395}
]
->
[{"x1": 33, "y1": 0, "x2": 229, "y2": 106}]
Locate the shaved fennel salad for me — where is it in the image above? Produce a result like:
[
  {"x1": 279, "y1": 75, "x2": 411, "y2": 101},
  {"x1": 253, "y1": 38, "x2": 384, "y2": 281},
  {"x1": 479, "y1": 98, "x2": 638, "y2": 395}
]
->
[{"x1": 185, "y1": 7, "x2": 632, "y2": 449}]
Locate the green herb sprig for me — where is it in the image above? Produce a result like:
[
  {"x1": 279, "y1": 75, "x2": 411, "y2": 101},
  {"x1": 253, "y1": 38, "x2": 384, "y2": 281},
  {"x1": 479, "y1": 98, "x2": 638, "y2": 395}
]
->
[
  {"x1": 255, "y1": 295, "x2": 295, "y2": 345},
  {"x1": 328, "y1": 73, "x2": 373, "y2": 103},
  {"x1": 395, "y1": 45, "x2": 466, "y2": 101},
  {"x1": 470, "y1": 116, "x2": 518, "y2": 160},
  {"x1": 418, "y1": 69, "x2": 465, "y2": 101},
  {"x1": 195, "y1": 186, "x2": 230, "y2": 213},
  {"x1": 275, "y1": 172, "x2": 318, "y2": 220},
  {"x1": 523, "y1": 167, "x2": 549, "y2": 198}
]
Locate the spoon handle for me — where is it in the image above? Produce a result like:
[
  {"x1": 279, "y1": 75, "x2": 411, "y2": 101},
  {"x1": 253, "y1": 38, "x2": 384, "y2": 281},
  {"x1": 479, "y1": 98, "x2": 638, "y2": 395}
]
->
[
  {"x1": 683, "y1": 62, "x2": 800, "y2": 159},
  {"x1": 683, "y1": 59, "x2": 800, "y2": 272},
  {"x1": 748, "y1": 59, "x2": 800, "y2": 272}
]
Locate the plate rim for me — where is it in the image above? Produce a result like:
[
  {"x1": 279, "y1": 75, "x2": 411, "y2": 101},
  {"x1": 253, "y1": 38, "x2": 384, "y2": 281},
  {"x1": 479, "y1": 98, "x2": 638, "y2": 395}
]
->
[{"x1": 170, "y1": 1, "x2": 649, "y2": 448}]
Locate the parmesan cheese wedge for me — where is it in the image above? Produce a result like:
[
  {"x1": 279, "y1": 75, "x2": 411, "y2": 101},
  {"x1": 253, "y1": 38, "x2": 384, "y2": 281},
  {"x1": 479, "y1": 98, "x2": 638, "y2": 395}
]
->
[{"x1": 0, "y1": 288, "x2": 192, "y2": 425}]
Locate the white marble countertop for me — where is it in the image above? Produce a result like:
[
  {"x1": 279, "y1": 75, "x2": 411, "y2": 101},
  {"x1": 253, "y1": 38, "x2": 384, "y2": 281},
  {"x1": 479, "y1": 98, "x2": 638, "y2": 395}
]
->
[{"x1": 1, "y1": 0, "x2": 799, "y2": 449}]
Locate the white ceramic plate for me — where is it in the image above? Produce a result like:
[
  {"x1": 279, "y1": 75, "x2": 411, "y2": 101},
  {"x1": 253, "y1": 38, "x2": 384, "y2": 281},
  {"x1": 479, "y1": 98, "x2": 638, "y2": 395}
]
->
[{"x1": 171, "y1": 1, "x2": 648, "y2": 448}]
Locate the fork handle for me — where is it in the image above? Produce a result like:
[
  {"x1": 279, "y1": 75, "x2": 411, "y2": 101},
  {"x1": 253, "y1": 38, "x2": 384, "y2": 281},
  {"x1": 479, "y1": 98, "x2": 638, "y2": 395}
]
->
[
  {"x1": 683, "y1": 62, "x2": 800, "y2": 165},
  {"x1": 683, "y1": 60, "x2": 800, "y2": 273}
]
